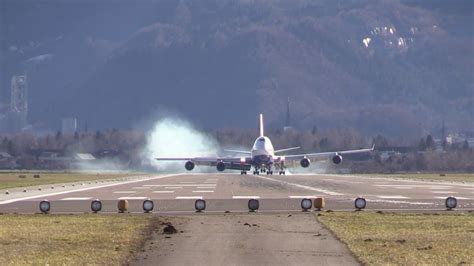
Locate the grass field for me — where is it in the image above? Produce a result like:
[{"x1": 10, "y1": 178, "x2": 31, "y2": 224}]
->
[
  {"x1": 0, "y1": 172, "x2": 140, "y2": 190},
  {"x1": 317, "y1": 211, "x2": 474, "y2": 265},
  {"x1": 0, "y1": 214, "x2": 154, "y2": 265},
  {"x1": 362, "y1": 173, "x2": 474, "y2": 182}
]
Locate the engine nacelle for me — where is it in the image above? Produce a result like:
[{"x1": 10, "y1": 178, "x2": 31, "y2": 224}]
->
[
  {"x1": 300, "y1": 158, "x2": 310, "y2": 168},
  {"x1": 185, "y1": 161, "x2": 195, "y2": 171},
  {"x1": 216, "y1": 161, "x2": 226, "y2": 172},
  {"x1": 332, "y1": 154, "x2": 343, "y2": 164}
]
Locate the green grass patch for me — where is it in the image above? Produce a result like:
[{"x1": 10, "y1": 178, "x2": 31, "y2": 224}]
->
[
  {"x1": 362, "y1": 173, "x2": 474, "y2": 182},
  {"x1": 317, "y1": 211, "x2": 474, "y2": 265},
  {"x1": 0, "y1": 172, "x2": 139, "y2": 190},
  {"x1": 0, "y1": 214, "x2": 154, "y2": 265}
]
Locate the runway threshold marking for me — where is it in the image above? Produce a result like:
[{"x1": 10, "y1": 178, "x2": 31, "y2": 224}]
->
[
  {"x1": 165, "y1": 187, "x2": 182, "y2": 189},
  {"x1": 0, "y1": 174, "x2": 183, "y2": 205},
  {"x1": 192, "y1": 190, "x2": 214, "y2": 193},
  {"x1": 176, "y1": 196, "x2": 203, "y2": 199},
  {"x1": 254, "y1": 175, "x2": 344, "y2": 196},
  {"x1": 197, "y1": 186, "x2": 215, "y2": 189},
  {"x1": 61, "y1": 197, "x2": 92, "y2": 201},
  {"x1": 113, "y1": 191, "x2": 136, "y2": 194},
  {"x1": 152, "y1": 191, "x2": 174, "y2": 193},
  {"x1": 232, "y1": 196, "x2": 260, "y2": 199}
]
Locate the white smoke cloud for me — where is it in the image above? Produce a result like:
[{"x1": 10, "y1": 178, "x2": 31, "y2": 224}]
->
[{"x1": 142, "y1": 117, "x2": 220, "y2": 172}]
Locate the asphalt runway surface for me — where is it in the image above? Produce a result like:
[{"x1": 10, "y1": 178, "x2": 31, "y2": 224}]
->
[{"x1": 0, "y1": 173, "x2": 473, "y2": 213}]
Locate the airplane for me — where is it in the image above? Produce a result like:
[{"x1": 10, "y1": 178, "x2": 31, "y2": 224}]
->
[{"x1": 155, "y1": 114, "x2": 374, "y2": 175}]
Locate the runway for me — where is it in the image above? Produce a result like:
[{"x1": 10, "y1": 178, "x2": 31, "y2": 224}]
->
[{"x1": 0, "y1": 173, "x2": 473, "y2": 213}]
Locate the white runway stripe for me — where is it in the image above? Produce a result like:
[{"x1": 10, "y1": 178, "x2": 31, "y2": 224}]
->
[
  {"x1": 152, "y1": 191, "x2": 174, "y2": 193},
  {"x1": 132, "y1": 187, "x2": 150, "y2": 190},
  {"x1": 113, "y1": 191, "x2": 136, "y2": 194},
  {"x1": 435, "y1": 196, "x2": 470, "y2": 200},
  {"x1": 255, "y1": 175, "x2": 344, "y2": 196},
  {"x1": 0, "y1": 173, "x2": 182, "y2": 205},
  {"x1": 232, "y1": 196, "x2": 260, "y2": 199},
  {"x1": 376, "y1": 195, "x2": 409, "y2": 199},
  {"x1": 176, "y1": 196, "x2": 203, "y2": 199},
  {"x1": 197, "y1": 186, "x2": 215, "y2": 189},
  {"x1": 118, "y1": 197, "x2": 148, "y2": 200},
  {"x1": 288, "y1": 196, "x2": 319, "y2": 199},
  {"x1": 144, "y1": 184, "x2": 216, "y2": 187},
  {"x1": 61, "y1": 197, "x2": 92, "y2": 201},
  {"x1": 431, "y1": 191, "x2": 457, "y2": 194},
  {"x1": 192, "y1": 190, "x2": 214, "y2": 193},
  {"x1": 165, "y1": 187, "x2": 182, "y2": 189}
]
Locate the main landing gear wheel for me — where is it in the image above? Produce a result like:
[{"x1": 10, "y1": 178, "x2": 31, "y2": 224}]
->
[
  {"x1": 240, "y1": 171, "x2": 247, "y2": 175},
  {"x1": 279, "y1": 171, "x2": 286, "y2": 175},
  {"x1": 253, "y1": 171, "x2": 259, "y2": 175},
  {"x1": 266, "y1": 171, "x2": 273, "y2": 175}
]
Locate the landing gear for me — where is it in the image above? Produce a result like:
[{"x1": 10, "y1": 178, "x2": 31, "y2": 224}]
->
[
  {"x1": 266, "y1": 170, "x2": 273, "y2": 175},
  {"x1": 253, "y1": 170, "x2": 259, "y2": 175},
  {"x1": 240, "y1": 171, "x2": 247, "y2": 175},
  {"x1": 279, "y1": 171, "x2": 286, "y2": 175}
]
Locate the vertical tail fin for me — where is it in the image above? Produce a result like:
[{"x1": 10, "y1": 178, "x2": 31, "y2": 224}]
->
[{"x1": 259, "y1": 113, "x2": 264, "y2": 137}]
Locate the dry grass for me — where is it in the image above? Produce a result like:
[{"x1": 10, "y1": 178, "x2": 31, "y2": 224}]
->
[
  {"x1": 317, "y1": 211, "x2": 474, "y2": 265},
  {"x1": 0, "y1": 172, "x2": 139, "y2": 190},
  {"x1": 362, "y1": 173, "x2": 474, "y2": 182},
  {"x1": 0, "y1": 214, "x2": 154, "y2": 265}
]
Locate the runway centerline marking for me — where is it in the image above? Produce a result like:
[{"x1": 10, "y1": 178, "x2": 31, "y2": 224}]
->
[
  {"x1": 254, "y1": 175, "x2": 344, "y2": 196},
  {"x1": 0, "y1": 174, "x2": 183, "y2": 205},
  {"x1": 61, "y1": 197, "x2": 92, "y2": 201}
]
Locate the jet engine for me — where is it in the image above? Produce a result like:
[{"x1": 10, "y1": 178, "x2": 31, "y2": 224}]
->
[
  {"x1": 332, "y1": 154, "x2": 343, "y2": 164},
  {"x1": 216, "y1": 161, "x2": 226, "y2": 172},
  {"x1": 300, "y1": 158, "x2": 310, "y2": 168},
  {"x1": 185, "y1": 161, "x2": 195, "y2": 171}
]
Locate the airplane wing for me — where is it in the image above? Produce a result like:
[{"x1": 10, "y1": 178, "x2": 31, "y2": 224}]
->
[
  {"x1": 223, "y1": 149, "x2": 252, "y2": 155},
  {"x1": 282, "y1": 144, "x2": 375, "y2": 161},
  {"x1": 155, "y1": 156, "x2": 250, "y2": 166},
  {"x1": 274, "y1": 146, "x2": 300, "y2": 154}
]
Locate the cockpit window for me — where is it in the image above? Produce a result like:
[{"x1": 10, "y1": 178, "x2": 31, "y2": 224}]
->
[{"x1": 258, "y1": 138, "x2": 265, "y2": 142}]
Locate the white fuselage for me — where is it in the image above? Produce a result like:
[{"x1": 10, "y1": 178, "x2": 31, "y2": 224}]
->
[{"x1": 251, "y1": 136, "x2": 275, "y2": 158}]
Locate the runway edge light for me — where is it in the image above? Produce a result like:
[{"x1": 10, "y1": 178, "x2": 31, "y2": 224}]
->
[
  {"x1": 445, "y1": 196, "x2": 457, "y2": 210},
  {"x1": 91, "y1": 199, "x2": 102, "y2": 213},
  {"x1": 248, "y1": 198, "x2": 260, "y2": 212},
  {"x1": 354, "y1": 197, "x2": 366, "y2": 211},
  {"x1": 301, "y1": 198, "x2": 312, "y2": 211},
  {"x1": 39, "y1": 200, "x2": 51, "y2": 214},
  {"x1": 143, "y1": 199, "x2": 154, "y2": 213},
  {"x1": 195, "y1": 199, "x2": 206, "y2": 212}
]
